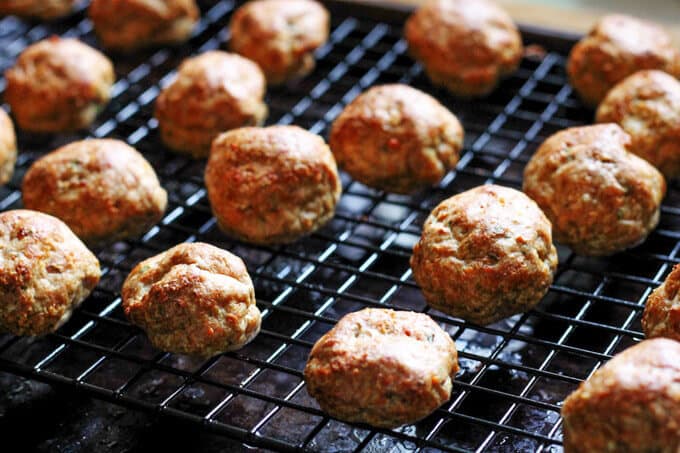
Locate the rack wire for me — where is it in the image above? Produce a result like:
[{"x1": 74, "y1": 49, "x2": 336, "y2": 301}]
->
[{"x1": 1, "y1": 1, "x2": 678, "y2": 451}]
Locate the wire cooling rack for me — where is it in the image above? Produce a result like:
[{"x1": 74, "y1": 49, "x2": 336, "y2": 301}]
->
[{"x1": 1, "y1": 1, "x2": 679, "y2": 451}]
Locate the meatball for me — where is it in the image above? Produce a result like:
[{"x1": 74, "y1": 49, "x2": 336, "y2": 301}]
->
[
  {"x1": 122, "y1": 242, "x2": 261, "y2": 357},
  {"x1": 205, "y1": 125, "x2": 341, "y2": 244},
  {"x1": 89, "y1": 0, "x2": 199, "y2": 52},
  {"x1": 329, "y1": 84, "x2": 464, "y2": 193},
  {"x1": 0, "y1": 109, "x2": 17, "y2": 186},
  {"x1": 304, "y1": 308, "x2": 458, "y2": 428},
  {"x1": 22, "y1": 139, "x2": 168, "y2": 246},
  {"x1": 154, "y1": 51, "x2": 268, "y2": 157},
  {"x1": 4, "y1": 37, "x2": 114, "y2": 133},
  {"x1": 0, "y1": 210, "x2": 100, "y2": 336},
  {"x1": 561, "y1": 338, "x2": 680, "y2": 453},
  {"x1": 229, "y1": 0, "x2": 329, "y2": 85},
  {"x1": 567, "y1": 14, "x2": 680, "y2": 107},
  {"x1": 523, "y1": 124, "x2": 666, "y2": 256},
  {"x1": 0, "y1": 0, "x2": 79, "y2": 19},
  {"x1": 596, "y1": 70, "x2": 680, "y2": 178},
  {"x1": 405, "y1": 0, "x2": 522, "y2": 97},
  {"x1": 642, "y1": 264, "x2": 680, "y2": 342},
  {"x1": 410, "y1": 184, "x2": 557, "y2": 325}
]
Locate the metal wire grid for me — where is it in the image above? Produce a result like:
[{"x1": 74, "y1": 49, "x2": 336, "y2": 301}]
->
[{"x1": 0, "y1": 1, "x2": 679, "y2": 451}]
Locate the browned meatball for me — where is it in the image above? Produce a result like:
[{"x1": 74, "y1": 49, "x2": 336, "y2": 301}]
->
[
  {"x1": 0, "y1": 109, "x2": 17, "y2": 186},
  {"x1": 122, "y1": 242, "x2": 261, "y2": 357},
  {"x1": 0, "y1": 0, "x2": 79, "y2": 19},
  {"x1": 205, "y1": 125, "x2": 341, "y2": 244},
  {"x1": 304, "y1": 308, "x2": 458, "y2": 428},
  {"x1": 411, "y1": 184, "x2": 557, "y2": 325},
  {"x1": 642, "y1": 264, "x2": 680, "y2": 342},
  {"x1": 561, "y1": 338, "x2": 680, "y2": 453},
  {"x1": 154, "y1": 51, "x2": 268, "y2": 157},
  {"x1": 0, "y1": 210, "x2": 100, "y2": 336},
  {"x1": 4, "y1": 37, "x2": 114, "y2": 133},
  {"x1": 89, "y1": 0, "x2": 199, "y2": 52},
  {"x1": 329, "y1": 84, "x2": 464, "y2": 193},
  {"x1": 523, "y1": 124, "x2": 666, "y2": 256},
  {"x1": 596, "y1": 70, "x2": 680, "y2": 178},
  {"x1": 22, "y1": 139, "x2": 168, "y2": 246},
  {"x1": 405, "y1": 0, "x2": 522, "y2": 97},
  {"x1": 229, "y1": 0, "x2": 329, "y2": 85},
  {"x1": 567, "y1": 14, "x2": 680, "y2": 107}
]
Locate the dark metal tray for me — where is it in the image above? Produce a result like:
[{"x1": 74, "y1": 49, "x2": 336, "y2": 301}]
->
[{"x1": 1, "y1": 1, "x2": 677, "y2": 451}]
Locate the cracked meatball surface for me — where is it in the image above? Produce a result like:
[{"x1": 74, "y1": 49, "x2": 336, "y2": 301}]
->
[
  {"x1": 229, "y1": 0, "x2": 329, "y2": 85},
  {"x1": 22, "y1": 139, "x2": 167, "y2": 246},
  {"x1": 154, "y1": 51, "x2": 268, "y2": 157},
  {"x1": 4, "y1": 36, "x2": 114, "y2": 132},
  {"x1": 643, "y1": 264, "x2": 680, "y2": 342},
  {"x1": 0, "y1": 0, "x2": 79, "y2": 19},
  {"x1": 561, "y1": 338, "x2": 680, "y2": 453},
  {"x1": 89, "y1": 0, "x2": 199, "y2": 52},
  {"x1": 596, "y1": 70, "x2": 680, "y2": 178},
  {"x1": 0, "y1": 210, "x2": 100, "y2": 336},
  {"x1": 329, "y1": 84, "x2": 464, "y2": 193},
  {"x1": 411, "y1": 184, "x2": 557, "y2": 325},
  {"x1": 523, "y1": 124, "x2": 665, "y2": 256},
  {"x1": 567, "y1": 14, "x2": 680, "y2": 107},
  {"x1": 205, "y1": 125, "x2": 341, "y2": 244},
  {"x1": 405, "y1": 0, "x2": 522, "y2": 97},
  {"x1": 304, "y1": 308, "x2": 458, "y2": 428},
  {"x1": 122, "y1": 242, "x2": 261, "y2": 357},
  {"x1": 0, "y1": 109, "x2": 16, "y2": 186}
]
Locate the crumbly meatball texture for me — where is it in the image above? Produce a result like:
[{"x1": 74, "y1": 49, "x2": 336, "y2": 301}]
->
[
  {"x1": 0, "y1": 109, "x2": 17, "y2": 186},
  {"x1": 596, "y1": 70, "x2": 680, "y2": 178},
  {"x1": 4, "y1": 36, "x2": 114, "y2": 133},
  {"x1": 22, "y1": 139, "x2": 167, "y2": 246},
  {"x1": 523, "y1": 124, "x2": 666, "y2": 256},
  {"x1": 89, "y1": 0, "x2": 199, "y2": 52},
  {"x1": 122, "y1": 242, "x2": 261, "y2": 357},
  {"x1": 329, "y1": 84, "x2": 464, "y2": 193},
  {"x1": 154, "y1": 51, "x2": 268, "y2": 157},
  {"x1": 0, "y1": 0, "x2": 79, "y2": 19},
  {"x1": 643, "y1": 264, "x2": 680, "y2": 342},
  {"x1": 405, "y1": 0, "x2": 522, "y2": 97},
  {"x1": 0, "y1": 210, "x2": 100, "y2": 336},
  {"x1": 567, "y1": 14, "x2": 680, "y2": 107},
  {"x1": 205, "y1": 125, "x2": 341, "y2": 244},
  {"x1": 561, "y1": 338, "x2": 680, "y2": 453},
  {"x1": 411, "y1": 185, "x2": 557, "y2": 325},
  {"x1": 229, "y1": 0, "x2": 329, "y2": 85},
  {"x1": 304, "y1": 308, "x2": 458, "y2": 428}
]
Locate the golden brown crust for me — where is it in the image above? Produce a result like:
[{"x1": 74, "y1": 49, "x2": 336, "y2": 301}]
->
[
  {"x1": 596, "y1": 70, "x2": 680, "y2": 178},
  {"x1": 89, "y1": 0, "x2": 199, "y2": 52},
  {"x1": 122, "y1": 242, "x2": 260, "y2": 357},
  {"x1": 154, "y1": 51, "x2": 268, "y2": 157},
  {"x1": 0, "y1": 210, "x2": 100, "y2": 336},
  {"x1": 0, "y1": 0, "x2": 78, "y2": 19},
  {"x1": 205, "y1": 125, "x2": 341, "y2": 244},
  {"x1": 229, "y1": 0, "x2": 329, "y2": 85},
  {"x1": 523, "y1": 124, "x2": 666, "y2": 256},
  {"x1": 4, "y1": 36, "x2": 114, "y2": 132},
  {"x1": 405, "y1": 0, "x2": 522, "y2": 97},
  {"x1": 22, "y1": 139, "x2": 168, "y2": 246},
  {"x1": 410, "y1": 184, "x2": 557, "y2": 325},
  {"x1": 304, "y1": 308, "x2": 458, "y2": 428},
  {"x1": 329, "y1": 84, "x2": 464, "y2": 193},
  {"x1": 0, "y1": 109, "x2": 17, "y2": 186},
  {"x1": 567, "y1": 14, "x2": 680, "y2": 107},
  {"x1": 643, "y1": 264, "x2": 680, "y2": 342},
  {"x1": 561, "y1": 338, "x2": 680, "y2": 453}
]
